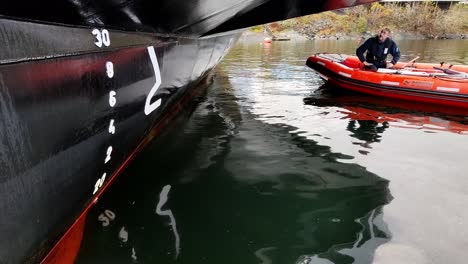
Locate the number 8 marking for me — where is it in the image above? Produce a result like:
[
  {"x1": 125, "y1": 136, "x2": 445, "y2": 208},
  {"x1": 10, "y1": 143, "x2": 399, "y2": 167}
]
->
[{"x1": 106, "y1": 61, "x2": 114, "y2": 78}]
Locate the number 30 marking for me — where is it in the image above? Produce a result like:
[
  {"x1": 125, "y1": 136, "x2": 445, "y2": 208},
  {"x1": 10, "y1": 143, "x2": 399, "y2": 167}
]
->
[{"x1": 92, "y1": 29, "x2": 110, "y2": 48}]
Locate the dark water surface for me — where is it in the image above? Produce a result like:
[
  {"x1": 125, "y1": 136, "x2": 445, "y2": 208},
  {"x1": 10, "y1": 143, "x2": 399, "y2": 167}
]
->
[{"x1": 75, "y1": 39, "x2": 468, "y2": 264}]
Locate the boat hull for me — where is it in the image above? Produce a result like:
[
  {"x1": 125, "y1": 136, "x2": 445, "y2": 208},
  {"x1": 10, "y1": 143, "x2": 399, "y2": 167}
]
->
[
  {"x1": 0, "y1": 0, "x2": 376, "y2": 37},
  {"x1": 0, "y1": 17, "x2": 239, "y2": 263},
  {"x1": 306, "y1": 55, "x2": 468, "y2": 108},
  {"x1": 0, "y1": 0, "x2": 382, "y2": 261}
]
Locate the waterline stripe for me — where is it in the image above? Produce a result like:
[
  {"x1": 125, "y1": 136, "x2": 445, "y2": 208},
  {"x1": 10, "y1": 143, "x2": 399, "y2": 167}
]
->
[
  {"x1": 318, "y1": 73, "x2": 328, "y2": 80},
  {"x1": 436, "y1": 87, "x2": 459, "y2": 93},
  {"x1": 381, "y1": 80, "x2": 400, "y2": 86},
  {"x1": 338, "y1": 71, "x2": 351, "y2": 78}
]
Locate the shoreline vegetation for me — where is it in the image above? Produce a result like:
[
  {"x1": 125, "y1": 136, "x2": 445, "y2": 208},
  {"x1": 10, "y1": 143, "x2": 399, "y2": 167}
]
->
[{"x1": 249, "y1": 2, "x2": 468, "y2": 40}]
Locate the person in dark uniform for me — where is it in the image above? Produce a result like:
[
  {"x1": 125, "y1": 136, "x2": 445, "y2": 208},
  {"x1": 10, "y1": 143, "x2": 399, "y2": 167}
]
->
[{"x1": 356, "y1": 28, "x2": 400, "y2": 71}]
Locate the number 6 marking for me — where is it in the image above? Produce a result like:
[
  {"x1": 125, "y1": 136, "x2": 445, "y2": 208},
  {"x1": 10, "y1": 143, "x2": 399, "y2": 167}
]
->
[
  {"x1": 109, "y1": 91, "x2": 116, "y2": 107},
  {"x1": 144, "y1": 46, "x2": 162, "y2": 115}
]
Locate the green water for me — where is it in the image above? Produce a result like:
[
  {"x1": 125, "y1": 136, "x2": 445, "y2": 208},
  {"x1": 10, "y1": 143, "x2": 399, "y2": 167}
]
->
[{"x1": 75, "y1": 39, "x2": 468, "y2": 264}]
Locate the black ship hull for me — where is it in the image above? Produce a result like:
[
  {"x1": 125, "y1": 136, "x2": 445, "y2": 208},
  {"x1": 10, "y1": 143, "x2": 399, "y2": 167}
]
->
[
  {"x1": 0, "y1": 0, "x2": 376, "y2": 262},
  {"x1": 0, "y1": 18, "x2": 240, "y2": 263}
]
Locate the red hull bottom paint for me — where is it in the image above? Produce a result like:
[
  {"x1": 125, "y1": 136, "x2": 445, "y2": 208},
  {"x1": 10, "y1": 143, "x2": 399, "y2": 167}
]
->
[
  {"x1": 41, "y1": 74, "x2": 213, "y2": 264},
  {"x1": 41, "y1": 216, "x2": 86, "y2": 264}
]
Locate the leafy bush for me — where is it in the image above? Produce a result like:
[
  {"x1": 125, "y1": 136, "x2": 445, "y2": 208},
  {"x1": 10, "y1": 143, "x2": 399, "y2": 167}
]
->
[{"x1": 259, "y1": 2, "x2": 468, "y2": 38}]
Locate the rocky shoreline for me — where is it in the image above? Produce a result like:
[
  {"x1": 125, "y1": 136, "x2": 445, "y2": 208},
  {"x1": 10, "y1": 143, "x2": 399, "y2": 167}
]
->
[{"x1": 243, "y1": 29, "x2": 467, "y2": 41}]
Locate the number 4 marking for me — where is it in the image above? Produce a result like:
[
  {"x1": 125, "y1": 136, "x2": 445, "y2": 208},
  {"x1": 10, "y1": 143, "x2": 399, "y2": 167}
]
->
[
  {"x1": 108, "y1": 119, "x2": 115, "y2": 134},
  {"x1": 144, "y1": 46, "x2": 162, "y2": 115}
]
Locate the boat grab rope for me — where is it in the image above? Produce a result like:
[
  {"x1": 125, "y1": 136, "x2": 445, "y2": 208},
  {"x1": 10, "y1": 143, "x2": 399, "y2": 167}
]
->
[
  {"x1": 434, "y1": 75, "x2": 468, "y2": 82},
  {"x1": 377, "y1": 68, "x2": 468, "y2": 80},
  {"x1": 316, "y1": 53, "x2": 346, "y2": 63}
]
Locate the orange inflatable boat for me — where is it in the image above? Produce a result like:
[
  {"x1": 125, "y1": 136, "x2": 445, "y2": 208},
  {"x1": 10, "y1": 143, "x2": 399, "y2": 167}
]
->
[{"x1": 306, "y1": 54, "x2": 468, "y2": 108}]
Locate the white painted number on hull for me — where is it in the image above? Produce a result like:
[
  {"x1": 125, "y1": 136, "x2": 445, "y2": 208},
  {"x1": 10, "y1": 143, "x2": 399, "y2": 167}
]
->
[
  {"x1": 109, "y1": 91, "x2": 116, "y2": 107},
  {"x1": 92, "y1": 29, "x2": 115, "y2": 196},
  {"x1": 93, "y1": 173, "x2": 107, "y2": 195},
  {"x1": 92, "y1": 29, "x2": 111, "y2": 48},
  {"x1": 104, "y1": 146, "x2": 113, "y2": 164},
  {"x1": 108, "y1": 119, "x2": 115, "y2": 134},
  {"x1": 144, "y1": 46, "x2": 162, "y2": 115},
  {"x1": 106, "y1": 61, "x2": 114, "y2": 78}
]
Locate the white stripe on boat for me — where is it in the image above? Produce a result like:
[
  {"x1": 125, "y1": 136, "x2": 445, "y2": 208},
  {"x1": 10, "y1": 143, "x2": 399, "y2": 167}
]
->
[
  {"x1": 335, "y1": 62, "x2": 353, "y2": 70},
  {"x1": 436, "y1": 87, "x2": 460, "y2": 93},
  {"x1": 317, "y1": 61, "x2": 326, "y2": 66},
  {"x1": 338, "y1": 71, "x2": 352, "y2": 78},
  {"x1": 381, "y1": 80, "x2": 400, "y2": 86},
  {"x1": 318, "y1": 73, "x2": 328, "y2": 80}
]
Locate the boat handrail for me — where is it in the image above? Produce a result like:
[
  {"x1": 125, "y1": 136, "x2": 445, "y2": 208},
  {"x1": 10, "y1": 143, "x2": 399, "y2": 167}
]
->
[
  {"x1": 317, "y1": 54, "x2": 345, "y2": 63},
  {"x1": 377, "y1": 68, "x2": 450, "y2": 77},
  {"x1": 433, "y1": 66, "x2": 468, "y2": 78}
]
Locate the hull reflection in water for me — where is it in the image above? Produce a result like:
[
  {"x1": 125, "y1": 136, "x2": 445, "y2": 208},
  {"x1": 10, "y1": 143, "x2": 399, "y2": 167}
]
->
[
  {"x1": 297, "y1": 208, "x2": 389, "y2": 264},
  {"x1": 304, "y1": 83, "x2": 468, "y2": 138},
  {"x1": 0, "y1": 18, "x2": 239, "y2": 264},
  {"x1": 155, "y1": 185, "x2": 181, "y2": 259},
  {"x1": 0, "y1": 0, "x2": 379, "y2": 262},
  {"x1": 74, "y1": 72, "x2": 392, "y2": 264}
]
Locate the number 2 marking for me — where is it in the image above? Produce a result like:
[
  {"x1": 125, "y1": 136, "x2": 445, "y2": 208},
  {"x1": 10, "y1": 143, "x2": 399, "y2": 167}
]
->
[
  {"x1": 144, "y1": 46, "x2": 162, "y2": 115},
  {"x1": 104, "y1": 146, "x2": 112, "y2": 164}
]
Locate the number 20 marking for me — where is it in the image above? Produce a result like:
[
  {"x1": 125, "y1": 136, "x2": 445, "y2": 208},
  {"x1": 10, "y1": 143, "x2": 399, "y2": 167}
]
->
[{"x1": 93, "y1": 173, "x2": 107, "y2": 195}]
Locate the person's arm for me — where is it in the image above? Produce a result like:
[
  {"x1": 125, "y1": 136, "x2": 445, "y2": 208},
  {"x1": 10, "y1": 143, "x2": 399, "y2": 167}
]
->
[
  {"x1": 390, "y1": 41, "x2": 401, "y2": 65},
  {"x1": 356, "y1": 38, "x2": 371, "y2": 63}
]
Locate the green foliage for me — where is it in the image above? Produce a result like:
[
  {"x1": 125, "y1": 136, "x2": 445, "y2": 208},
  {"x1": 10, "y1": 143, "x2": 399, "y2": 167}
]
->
[
  {"x1": 270, "y1": 2, "x2": 468, "y2": 38},
  {"x1": 250, "y1": 25, "x2": 263, "y2": 33},
  {"x1": 354, "y1": 17, "x2": 368, "y2": 33}
]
